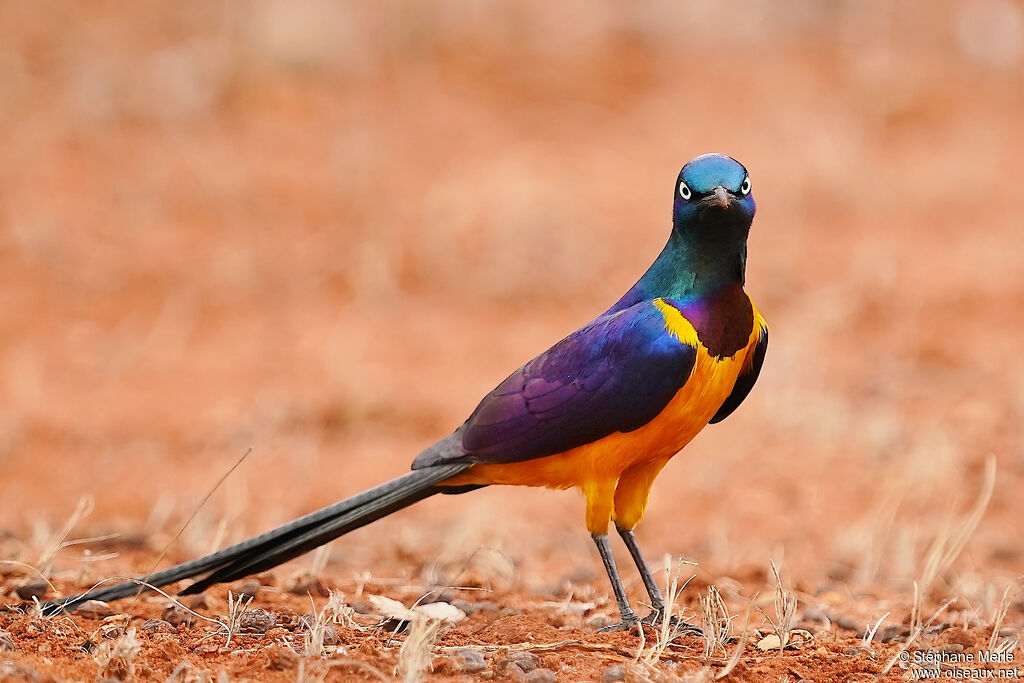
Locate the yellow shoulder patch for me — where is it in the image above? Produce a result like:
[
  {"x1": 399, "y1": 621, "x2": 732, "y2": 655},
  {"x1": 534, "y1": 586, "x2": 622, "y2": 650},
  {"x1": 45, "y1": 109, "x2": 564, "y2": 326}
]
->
[{"x1": 652, "y1": 298, "x2": 699, "y2": 347}]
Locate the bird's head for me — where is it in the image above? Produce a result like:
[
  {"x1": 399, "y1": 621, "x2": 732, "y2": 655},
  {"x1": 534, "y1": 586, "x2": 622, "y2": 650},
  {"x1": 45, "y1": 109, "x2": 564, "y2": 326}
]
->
[{"x1": 672, "y1": 153, "x2": 755, "y2": 242}]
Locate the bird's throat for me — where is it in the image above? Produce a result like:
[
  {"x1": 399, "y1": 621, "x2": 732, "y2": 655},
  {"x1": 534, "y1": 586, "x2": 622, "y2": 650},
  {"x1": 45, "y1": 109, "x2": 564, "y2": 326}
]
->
[{"x1": 608, "y1": 229, "x2": 747, "y2": 314}]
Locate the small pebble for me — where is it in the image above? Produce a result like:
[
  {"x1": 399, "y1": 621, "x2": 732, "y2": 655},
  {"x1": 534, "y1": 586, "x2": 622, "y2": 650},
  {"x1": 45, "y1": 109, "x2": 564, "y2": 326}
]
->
[
  {"x1": 524, "y1": 669, "x2": 557, "y2": 683},
  {"x1": 321, "y1": 624, "x2": 339, "y2": 645},
  {"x1": 453, "y1": 648, "x2": 487, "y2": 673},
  {"x1": 99, "y1": 624, "x2": 124, "y2": 640},
  {"x1": 499, "y1": 650, "x2": 539, "y2": 674},
  {"x1": 14, "y1": 581, "x2": 48, "y2": 600},
  {"x1": 140, "y1": 619, "x2": 174, "y2": 634},
  {"x1": 602, "y1": 664, "x2": 625, "y2": 682},
  {"x1": 162, "y1": 604, "x2": 196, "y2": 627},
  {"x1": 239, "y1": 608, "x2": 276, "y2": 633},
  {"x1": 77, "y1": 600, "x2": 114, "y2": 619},
  {"x1": 0, "y1": 630, "x2": 14, "y2": 652}
]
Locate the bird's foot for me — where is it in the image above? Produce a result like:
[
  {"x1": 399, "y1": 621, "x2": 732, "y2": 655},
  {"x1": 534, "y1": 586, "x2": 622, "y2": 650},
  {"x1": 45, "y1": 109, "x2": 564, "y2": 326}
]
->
[
  {"x1": 597, "y1": 611, "x2": 641, "y2": 633},
  {"x1": 640, "y1": 609, "x2": 702, "y2": 636}
]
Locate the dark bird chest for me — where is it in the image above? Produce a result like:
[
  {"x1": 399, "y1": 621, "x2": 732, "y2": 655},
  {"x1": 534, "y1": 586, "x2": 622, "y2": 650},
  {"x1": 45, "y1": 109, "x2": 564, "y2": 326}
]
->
[{"x1": 670, "y1": 286, "x2": 754, "y2": 359}]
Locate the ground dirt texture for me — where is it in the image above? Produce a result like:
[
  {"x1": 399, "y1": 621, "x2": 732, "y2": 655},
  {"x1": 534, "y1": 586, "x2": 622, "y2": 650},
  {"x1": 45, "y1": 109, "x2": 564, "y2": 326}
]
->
[{"x1": 1, "y1": 2, "x2": 1023, "y2": 682}]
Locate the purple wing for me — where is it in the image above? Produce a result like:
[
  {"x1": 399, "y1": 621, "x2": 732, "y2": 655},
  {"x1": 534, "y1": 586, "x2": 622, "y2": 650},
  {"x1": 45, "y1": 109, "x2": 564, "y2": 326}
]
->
[{"x1": 412, "y1": 302, "x2": 697, "y2": 467}]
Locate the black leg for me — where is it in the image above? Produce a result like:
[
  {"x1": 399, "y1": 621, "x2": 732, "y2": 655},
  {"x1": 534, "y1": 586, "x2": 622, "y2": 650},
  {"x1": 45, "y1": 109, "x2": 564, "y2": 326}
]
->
[
  {"x1": 591, "y1": 533, "x2": 639, "y2": 631},
  {"x1": 616, "y1": 526, "x2": 701, "y2": 635},
  {"x1": 617, "y1": 526, "x2": 665, "y2": 610}
]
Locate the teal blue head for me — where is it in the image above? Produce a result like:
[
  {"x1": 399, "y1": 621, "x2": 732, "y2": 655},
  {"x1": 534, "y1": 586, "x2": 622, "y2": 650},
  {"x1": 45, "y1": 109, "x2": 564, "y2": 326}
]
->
[{"x1": 672, "y1": 153, "x2": 755, "y2": 242}]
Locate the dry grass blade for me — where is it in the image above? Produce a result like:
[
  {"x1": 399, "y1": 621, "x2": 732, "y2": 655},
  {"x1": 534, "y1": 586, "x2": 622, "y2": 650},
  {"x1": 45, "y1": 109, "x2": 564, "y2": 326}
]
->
[
  {"x1": 93, "y1": 626, "x2": 140, "y2": 681},
  {"x1": 876, "y1": 597, "x2": 955, "y2": 680},
  {"x1": 299, "y1": 594, "x2": 336, "y2": 658},
  {"x1": 912, "y1": 456, "x2": 996, "y2": 632},
  {"x1": 699, "y1": 585, "x2": 731, "y2": 659},
  {"x1": 223, "y1": 590, "x2": 253, "y2": 649},
  {"x1": 760, "y1": 558, "x2": 797, "y2": 652},
  {"x1": 715, "y1": 600, "x2": 752, "y2": 680},
  {"x1": 0, "y1": 561, "x2": 58, "y2": 593},
  {"x1": 397, "y1": 614, "x2": 443, "y2": 683},
  {"x1": 988, "y1": 584, "x2": 1019, "y2": 653},
  {"x1": 623, "y1": 662, "x2": 714, "y2": 683},
  {"x1": 325, "y1": 591, "x2": 356, "y2": 628},
  {"x1": 638, "y1": 555, "x2": 695, "y2": 669},
  {"x1": 861, "y1": 612, "x2": 890, "y2": 649},
  {"x1": 310, "y1": 544, "x2": 332, "y2": 577},
  {"x1": 35, "y1": 496, "x2": 93, "y2": 578}
]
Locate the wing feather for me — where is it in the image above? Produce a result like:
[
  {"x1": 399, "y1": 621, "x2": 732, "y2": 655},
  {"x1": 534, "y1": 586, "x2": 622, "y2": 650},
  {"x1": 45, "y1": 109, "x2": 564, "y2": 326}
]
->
[
  {"x1": 412, "y1": 301, "x2": 698, "y2": 467},
  {"x1": 708, "y1": 321, "x2": 767, "y2": 424}
]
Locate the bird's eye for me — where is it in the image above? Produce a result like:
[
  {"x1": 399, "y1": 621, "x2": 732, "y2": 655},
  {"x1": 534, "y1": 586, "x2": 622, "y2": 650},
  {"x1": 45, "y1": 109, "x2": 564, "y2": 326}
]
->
[
  {"x1": 740, "y1": 176, "x2": 751, "y2": 195},
  {"x1": 679, "y1": 181, "x2": 692, "y2": 200}
]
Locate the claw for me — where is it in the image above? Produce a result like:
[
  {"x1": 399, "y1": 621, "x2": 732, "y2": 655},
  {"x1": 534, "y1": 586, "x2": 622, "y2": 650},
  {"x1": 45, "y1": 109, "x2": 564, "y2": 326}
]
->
[
  {"x1": 640, "y1": 610, "x2": 702, "y2": 636},
  {"x1": 597, "y1": 616, "x2": 641, "y2": 633}
]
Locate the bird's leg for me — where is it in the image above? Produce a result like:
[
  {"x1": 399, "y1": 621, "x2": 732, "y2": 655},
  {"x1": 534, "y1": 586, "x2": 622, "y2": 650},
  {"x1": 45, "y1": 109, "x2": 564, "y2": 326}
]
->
[
  {"x1": 616, "y1": 526, "x2": 701, "y2": 635},
  {"x1": 617, "y1": 526, "x2": 665, "y2": 611},
  {"x1": 591, "y1": 533, "x2": 640, "y2": 632}
]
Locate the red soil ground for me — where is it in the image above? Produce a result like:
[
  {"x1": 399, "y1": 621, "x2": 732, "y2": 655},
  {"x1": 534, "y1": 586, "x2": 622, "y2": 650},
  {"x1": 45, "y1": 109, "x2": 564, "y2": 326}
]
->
[{"x1": 1, "y1": 2, "x2": 1022, "y2": 681}]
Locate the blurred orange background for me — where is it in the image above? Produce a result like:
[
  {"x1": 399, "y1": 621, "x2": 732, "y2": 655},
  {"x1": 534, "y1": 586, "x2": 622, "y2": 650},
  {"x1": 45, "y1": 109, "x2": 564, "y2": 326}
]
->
[{"x1": 1, "y1": 1, "x2": 1022, "y2": 600}]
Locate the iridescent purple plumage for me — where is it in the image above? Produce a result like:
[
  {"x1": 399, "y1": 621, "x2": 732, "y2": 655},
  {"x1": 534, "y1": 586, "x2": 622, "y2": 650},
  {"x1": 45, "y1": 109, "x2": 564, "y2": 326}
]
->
[{"x1": 412, "y1": 301, "x2": 698, "y2": 467}]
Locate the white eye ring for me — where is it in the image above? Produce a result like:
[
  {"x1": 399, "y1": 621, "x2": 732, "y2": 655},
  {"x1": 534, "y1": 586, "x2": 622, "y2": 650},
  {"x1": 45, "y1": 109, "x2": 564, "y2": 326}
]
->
[
  {"x1": 679, "y1": 181, "x2": 692, "y2": 200},
  {"x1": 740, "y1": 176, "x2": 751, "y2": 195}
]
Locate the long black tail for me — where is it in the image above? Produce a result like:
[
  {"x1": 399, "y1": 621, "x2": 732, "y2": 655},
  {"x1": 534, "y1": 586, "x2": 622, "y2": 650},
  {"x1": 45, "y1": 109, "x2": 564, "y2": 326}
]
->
[{"x1": 38, "y1": 463, "x2": 470, "y2": 615}]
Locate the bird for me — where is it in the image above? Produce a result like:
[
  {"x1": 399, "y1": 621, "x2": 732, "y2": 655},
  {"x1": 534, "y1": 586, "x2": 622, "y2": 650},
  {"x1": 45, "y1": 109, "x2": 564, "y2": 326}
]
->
[{"x1": 39, "y1": 153, "x2": 767, "y2": 631}]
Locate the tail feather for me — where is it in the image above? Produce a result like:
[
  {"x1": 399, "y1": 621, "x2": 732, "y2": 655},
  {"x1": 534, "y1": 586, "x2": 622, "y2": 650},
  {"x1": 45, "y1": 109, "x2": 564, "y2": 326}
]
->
[
  {"x1": 181, "y1": 468, "x2": 453, "y2": 593},
  {"x1": 38, "y1": 463, "x2": 470, "y2": 615}
]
